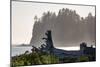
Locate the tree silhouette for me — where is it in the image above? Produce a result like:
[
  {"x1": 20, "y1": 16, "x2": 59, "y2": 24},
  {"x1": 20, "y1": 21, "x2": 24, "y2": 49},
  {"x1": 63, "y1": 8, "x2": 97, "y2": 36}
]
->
[
  {"x1": 39, "y1": 30, "x2": 54, "y2": 54},
  {"x1": 34, "y1": 15, "x2": 38, "y2": 21}
]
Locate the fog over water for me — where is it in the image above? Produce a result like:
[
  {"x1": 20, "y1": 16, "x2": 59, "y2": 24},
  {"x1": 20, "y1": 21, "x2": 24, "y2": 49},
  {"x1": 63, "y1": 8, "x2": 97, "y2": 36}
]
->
[{"x1": 12, "y1": 1, "x2": 96, "y2": 47}]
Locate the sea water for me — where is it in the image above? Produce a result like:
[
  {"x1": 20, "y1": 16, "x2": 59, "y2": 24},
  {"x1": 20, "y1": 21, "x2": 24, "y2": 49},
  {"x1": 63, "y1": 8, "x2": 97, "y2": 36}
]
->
[
  {"x1": 11, "y1": 46, "x2": 80, "y2": 57},
  {"x1": 11, "y1": 46, "x2": 32, "y2": 56}
]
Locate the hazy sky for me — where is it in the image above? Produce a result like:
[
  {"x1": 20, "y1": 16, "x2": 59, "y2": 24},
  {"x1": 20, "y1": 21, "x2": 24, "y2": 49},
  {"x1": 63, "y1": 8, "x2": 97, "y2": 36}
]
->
[{"x1": 12, "y1": 1, "x2": 95, "y2": 45}]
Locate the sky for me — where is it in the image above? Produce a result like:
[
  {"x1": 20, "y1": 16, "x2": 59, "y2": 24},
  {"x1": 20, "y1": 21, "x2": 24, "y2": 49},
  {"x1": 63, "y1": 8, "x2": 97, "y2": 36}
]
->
[{"x1": 12, "y1": 1, "x2": 95, "y2": 45}]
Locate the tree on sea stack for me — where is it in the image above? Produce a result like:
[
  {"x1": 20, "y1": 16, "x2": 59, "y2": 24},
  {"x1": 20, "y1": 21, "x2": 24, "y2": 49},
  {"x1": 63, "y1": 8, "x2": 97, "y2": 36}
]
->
[{"x1": 34, "y1": 15, "x2": 38, "y2": 21}]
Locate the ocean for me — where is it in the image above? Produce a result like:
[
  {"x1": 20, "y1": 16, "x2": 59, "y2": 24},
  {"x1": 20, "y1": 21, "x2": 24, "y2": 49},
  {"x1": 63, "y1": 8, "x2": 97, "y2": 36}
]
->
[
  {"x1": 11, "y1": 46, "x2": 32, "y2": 56},
  {"x1": 11, "y1": 46, "x2": 80, "y2": 57}
]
